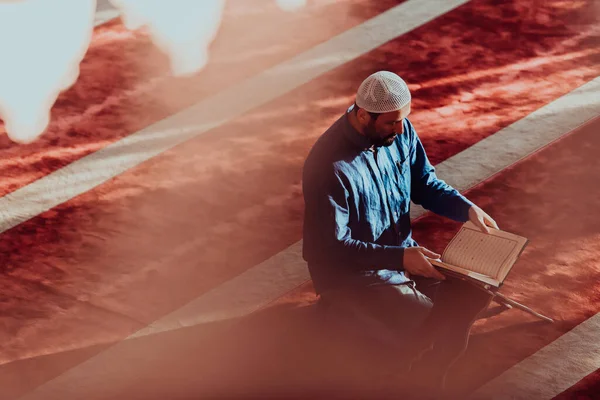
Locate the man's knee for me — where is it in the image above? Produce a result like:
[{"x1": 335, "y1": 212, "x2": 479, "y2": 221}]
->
[
  {"x1": 319, "y1": 283, "x2": 434, "y2": 335},
  {"x1": 436, "y1": 278, "x2": 494, "y2": 319}
]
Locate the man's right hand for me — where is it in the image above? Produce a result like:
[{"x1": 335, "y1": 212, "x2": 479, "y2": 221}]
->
[{"x1": 403, "y1": 247, "x2": 446, "y2": 280}]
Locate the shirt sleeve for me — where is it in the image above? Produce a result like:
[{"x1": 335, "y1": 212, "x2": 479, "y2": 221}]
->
[
  {"x1": 408, "y1": 122, "x2": 473, "y2": 222},
  {"x1": 303, "y1": 168, "x2": 406, "y2": 271}
]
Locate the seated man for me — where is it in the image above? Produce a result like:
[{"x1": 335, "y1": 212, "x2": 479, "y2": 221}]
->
[{"x1": 301, "y1": 70, "x2": 497, "y2": 393}]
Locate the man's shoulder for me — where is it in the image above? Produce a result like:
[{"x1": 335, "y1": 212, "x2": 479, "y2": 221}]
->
[
  {"x1": 392, "y1": 118, "x2": 418, "y2": 150},
  {"x1": 304, "y1": 147, "x2": 355, "y2": 180},
  {"x1": 305, "y1": 116, "x2": 355, "y2": 168},
  {"x1": 403, "y1": 118, "x2": 418, "y2": 141}
]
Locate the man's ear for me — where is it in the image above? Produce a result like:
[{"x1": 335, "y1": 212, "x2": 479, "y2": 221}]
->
[{"x1": 355, "y1": 108, "x2": 369, "y2": 125}]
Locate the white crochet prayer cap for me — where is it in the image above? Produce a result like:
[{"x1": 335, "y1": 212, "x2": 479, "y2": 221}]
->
[{"x1": 355, "y1": 71, "x2": 411, "y2": 113}]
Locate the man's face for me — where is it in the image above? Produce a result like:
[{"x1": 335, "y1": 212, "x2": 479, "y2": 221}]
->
[{"x1": 362, "y1": 103, "x2": 411, "y2": 147}]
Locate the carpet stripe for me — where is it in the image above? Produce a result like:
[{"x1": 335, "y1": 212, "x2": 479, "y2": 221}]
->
[
  {"x1": 5, "y1": 0, "x2": 400, "y2": 200},
  {"x1": 471, "y1": 313, "x2": 600, "y2": 400},
  {"x1": 0, "y1": 0, "x2": 470, "y2": 236}
]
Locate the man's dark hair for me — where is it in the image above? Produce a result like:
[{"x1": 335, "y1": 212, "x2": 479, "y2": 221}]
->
[{"x1": 353, "y1": 102, "x2": 381, "y2": 121}]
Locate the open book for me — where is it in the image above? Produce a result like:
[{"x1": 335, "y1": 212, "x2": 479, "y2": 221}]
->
[{"x1": 429, "y1": 221, "x2": 529, "y2": 288}]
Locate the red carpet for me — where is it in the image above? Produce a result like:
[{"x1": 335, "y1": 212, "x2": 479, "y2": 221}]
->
[{"x1": 0, "y1": 0, "x2": 598, "y2": 398}]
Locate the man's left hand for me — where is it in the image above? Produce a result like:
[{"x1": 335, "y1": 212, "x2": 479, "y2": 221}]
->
[{"x1": 468, "y1": 205, "x2": 499, "y2": 234}]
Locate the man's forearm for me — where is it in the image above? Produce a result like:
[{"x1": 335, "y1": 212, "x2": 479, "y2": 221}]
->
[
  {"x1": 414, "y1": 176, "x2": 473, "y2": 222},
  {"x1": 328, "y1": 237, "x2": 406, "y2": 271}
]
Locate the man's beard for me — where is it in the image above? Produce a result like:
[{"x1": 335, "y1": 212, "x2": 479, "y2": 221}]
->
[{"x1": 365, "y1": 123, "x2": 397, "y2": 147}]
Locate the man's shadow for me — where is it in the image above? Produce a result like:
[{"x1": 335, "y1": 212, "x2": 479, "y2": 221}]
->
[
  {"x1": 25, "y1": 297, "x2": 416, "y2": 400},
  {"x1": 120, "y1": 299, "x2": 404, "y2": 400},
  {"x1": 3, "y1": 293, "x2": 538, "y2": 400},
  {"x1": 83, "y1": 297, "x2": 529, "y2": 399}
]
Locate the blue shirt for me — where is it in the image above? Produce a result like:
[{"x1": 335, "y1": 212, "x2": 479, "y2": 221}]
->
[{"x1": 302, "y1": 108, "x2": 473, "y2": 294}]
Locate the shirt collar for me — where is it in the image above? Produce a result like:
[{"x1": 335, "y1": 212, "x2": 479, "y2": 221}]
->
[{"x1": 342, "y1": 107, "x2": 375, "y2": 152}]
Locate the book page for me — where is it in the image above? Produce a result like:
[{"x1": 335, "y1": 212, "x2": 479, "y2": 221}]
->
[
  {"x1": 442, "y1": 224, "x2": 523, "y2": 280},
  {"x1": 430, "y1": 259, "x2": 501, "y2": 287}
]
